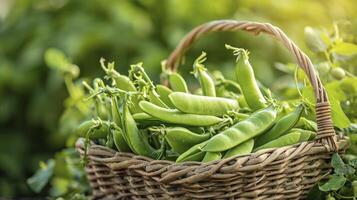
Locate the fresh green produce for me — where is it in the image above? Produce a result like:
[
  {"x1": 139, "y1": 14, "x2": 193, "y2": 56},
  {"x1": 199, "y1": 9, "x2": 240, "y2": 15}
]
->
[
  {"x1": 223, "y1": 139, "x2": 254, "y2": 159},
  {"x1": 112, "y1": 128, "x2": 131, "y2": 152},
  {"x1": 226, "y1": 45, "x2": 267, "y2": 110},
  {"x1": 74, "y1": 120, "x2": 109, "y2": 140},
  {"x1": 169, "y1": 92, "x2": 239, "y2": 116},
  {"x1": 139, "y1": 100, "x2": 223, "y2": 126},
  {"x1": 192, "y1": 52, "x2": 216, "y2": 97},
  {"x1": 202, "y1": 152, "x2": 222, "y2": 162},
  {"x1": 203, "y1": 105, "x2": 277, "y2": 152},
  {"x1": 254, "y1": 104, "x2": 304, "y2": 147},
  {"x1": 254, "y1": 131, "x2": 302, "y2": 152},
  {"x1": 163, "y1": 127, "x2": 210, "y2": 154},
  {"x1": 156, "y1": 84, "x2": 176, "y2": 108},
  {"x1": 167, "y1": 72, "x2": 189, "y2": 93},
  {"x1": 121, "y1": 99, "x2": 159, "y2": 158}
]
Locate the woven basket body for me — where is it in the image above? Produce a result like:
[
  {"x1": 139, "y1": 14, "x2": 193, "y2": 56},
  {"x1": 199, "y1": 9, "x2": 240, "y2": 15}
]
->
[{"x1": 76, "y1": 20, "x2": 349, "y2": 199}]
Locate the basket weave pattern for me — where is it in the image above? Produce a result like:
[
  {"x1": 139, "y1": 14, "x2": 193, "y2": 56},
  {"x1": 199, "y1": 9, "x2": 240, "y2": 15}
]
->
[{"x1": 76, "y1": 20, "x2": 349, "y2": 199}]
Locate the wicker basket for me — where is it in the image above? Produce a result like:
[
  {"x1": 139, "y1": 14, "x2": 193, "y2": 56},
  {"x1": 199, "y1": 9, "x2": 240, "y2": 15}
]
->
[{"x1": 76, "y1": 20, "x2": 349, "y2": 199}]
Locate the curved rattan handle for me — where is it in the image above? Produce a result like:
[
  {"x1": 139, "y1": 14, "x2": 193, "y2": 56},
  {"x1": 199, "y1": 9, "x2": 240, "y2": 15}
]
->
[{"x1": 165, "y1": 20, "x2": 337, "y2": 150}]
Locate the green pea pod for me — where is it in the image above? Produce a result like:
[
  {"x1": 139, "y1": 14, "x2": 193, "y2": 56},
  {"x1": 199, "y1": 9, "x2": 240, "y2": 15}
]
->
[
  {"x1": 237, "y1": 95, "x2": 249, "y2": 108},
  {"x1": 203, "y1": 105, "x2": 276, "y2": 152},
  {"x1": 254, "y1": 104, "x2": 304, "y2": 147},
  {"x1": 223, "y1": 139, "x2": 254, "y2": 159},
  {"x1": 148, "y1": 89, "x2": 169, "y2": 108},
  {"x1": 291, "y1": 128, "x2": 316, "y2": 141},
  {"x1": 176, "y1": 141, "x2": 208, "y2": 163},
  {"x1": 156, "y1": 84, "x2": 175, "y2": 108},
  {"x1": 352, "y1": 181, "x2": 357, "y2": 197},
  {"x1": 202, "y1": 152, "x2": 222, "y2": 163},
  {"x1": 112, "y1": 128, "x2": 131, "y2": 152},
  {"x1": 114, "y1": 75, "x2": 137, "y2": 92},
  {"x1": 193, "y1": 52, "x2": 216, "y2": 97},
  {"x1": 169, "y1": 92, "x2": 239, "y2": 116},
  {"x1": 169, "y1": 73, "x2": 189, "y2": 93},
  {"x1": 111, "y1": 97, "x2": 122, "y2": 127},
  {"x1": 254, "y1": 131, "x2": 301, "y2": 152},
  {"x1": 113, "y1": 74, "x2": 142, "y2": 113},
  {"x1": 132, "y1": 112, "x2": 158, "y2": 121},
  {"x1": 226, "y1": 45, "x2": 266, "y2": 110},
  {"x1": 75, "y1": 120, "x2": 109, "y2": 139},
  {"x1": 296, "y1": 117, "x2": 317, "y2": 131},
  {"x1": 139, "y1": 101, "x2": 223, "y2": 126},
  {"x1": 177, "y1": 151, "x2": 206, "y2": 163},
  {"x1": 122, "y1": 100, "x2": 158, "y2": 158},
  {"x1": 164, "y1": 127, "x2": 210, "y2": 154}
]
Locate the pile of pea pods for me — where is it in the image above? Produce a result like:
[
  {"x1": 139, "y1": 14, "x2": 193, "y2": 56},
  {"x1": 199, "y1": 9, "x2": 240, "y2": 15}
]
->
[{"x1": 76, "y1": 45, "x2": 318, "y2": 163}]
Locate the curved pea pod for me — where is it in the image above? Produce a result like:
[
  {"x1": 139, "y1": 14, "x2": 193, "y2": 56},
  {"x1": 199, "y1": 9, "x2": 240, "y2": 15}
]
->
[
  {"x1": 132, "y1": 112, "x2": 158, "y2": 121},
  {"x1": 114, "y1": 75, "x2": 137, "y2": 92},
  {"x1": 254, "y1": 104, "x2": 304, "y2": 147},
  {"x1": 164, "y1": 127, "x2": 210, "y2": 154},
  {"x1": 122, "y1": 101, "x2": 158, "y2": 158},
  {"x1": 203, "y1": 105, "x2": 276, "y2": 152},
  {"x1": 177, "y1": 151, "x2": 206, "y2": 163},
  {"x1": 202, "y1": 152, "x2": 222, "y2": 163},
  {"x1": 156, "y1": 84, "x2": 175, "y2": 108},
  {"x1": 139, "y1": 101, "x2": 223, "y2": 126},
  {"x1": 112, "y1": 128, "x2": 131, "y2": 152},
  {"x1": 291, "y1": 128, "x2": 317, "y2": 141},
  {"x1": 75, "y1": 120, "x2": 109, "y2": 139},
  {"x1": 223, "y1": 139, "x2": 254, "y2": 159},
  {"x1": 193, "y1": 52, "x2": 216, "y2": 97},
  {"x1": 148, "y1": 89, "x2": 168, "y2": 108},
  {"x1": 169, "y1": 92, "x2": 239, "y2": 116},
  {"x1": 111, "y1": 97, "x2": 122, "y2": 127},
  {"x1": 254, "y1": 131, "x2": 301, "y2": 152},
  {"x1": 168, "y1": 73, "x2": 189, "y2": 93},
  {"x1": 176, "y1": 141, "x2": 208, "y2": 163},
  {"x1": 296, "y1": 117, "x2": 317, "y2": 131},
  {"x1": 227, "y1": 45, "x2": 266, "y2": 110}
]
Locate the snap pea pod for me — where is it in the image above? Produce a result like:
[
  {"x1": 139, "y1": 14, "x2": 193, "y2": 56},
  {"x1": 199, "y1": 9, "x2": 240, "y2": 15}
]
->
[
  {"x1": 176, "y1": 141, "x2": 208, "y2": 163},
  {"x1": 122, "y1": 100, "x2": 158, "y2": 158},
  {"x1": 168, "y1": 72, "x2": 189, "y2": 93},
  {"x1": 223, "y1": 139, "x2": 254, "y2": 159},
  {"x1": 112, "y1": 128, "x2": 131, "y2": 152},
  {"x1": 202, "y1": 152, "x2": 222, "y2": 163},
  {"x1": 254, "y1": 104, "x2": 304, "y2": 147},
  {"x1": 254, "y1": 131, "x2": 304, "y2": 152},
  {"x1": 203, "y1": 105, "x2": 276, "y2": 152},
  {"x1": 164, "y1": 127, "x2": 210, "y2": 154},
  {"x1": 75, "y1": 120, "x2": 109, "y2": 139},
  {"x1": 226, "y1": 45, "x2": 267, "y2": 110},
  {"x1": 132, "y1": 112, "x2": 158, "y2": 121},
  {"x1": 296, "y1": 117, "x2": 317, "y2": 131},
  {"x1": 169, "y1": 92, "x2": 239, "y2": 116},
  {"x1": 177, "y1": 151, "x2": 206, "y2": 163},
  {"x1": 139, "y1": 101, "x2": 223, "y2": 126},
  {"x1": 111, "y1": 96, "x2": 122, "y2": 127},
  {"x1": 156, "y1": 84, "x2": 175, "y2": 108},
  {"x1": 193, "y1": 52, "x2": 216, "y2": 97},
  {"x1": 148, "y1": 89, "x2": 169, "y2": 108},
  {"x1": 254, "y1": 131, "x2": 300, "y2": 152},
  {"x1": 290, "y1": 128, "x2": 317, "y2": 141}
]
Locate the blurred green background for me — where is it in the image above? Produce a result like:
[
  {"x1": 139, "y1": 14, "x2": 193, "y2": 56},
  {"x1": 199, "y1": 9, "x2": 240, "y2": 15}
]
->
[{"x1": 0, "y1": 0, "x2": 356, "y2": 198}]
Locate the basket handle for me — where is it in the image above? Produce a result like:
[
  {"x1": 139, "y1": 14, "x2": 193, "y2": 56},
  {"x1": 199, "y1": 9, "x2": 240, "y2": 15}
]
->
[{"x1": 165, "y1": 20, "x2": 337, "y2": 150}]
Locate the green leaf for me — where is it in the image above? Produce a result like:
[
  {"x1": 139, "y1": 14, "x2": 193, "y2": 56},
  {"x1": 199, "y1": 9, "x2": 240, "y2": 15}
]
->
[
  {"x1": 331, "y1": 42, "x2": 357, "y2": 56},
  {"x1": 319, "y1": 174, "x2": 346, "y2": 192},
  {"x1": 332, "y1": 153, "x2": 345, "y2": 170},
  {"x1": 27, "y1": 159, "x2": 55, "y2": 193},
  {"x1": 304, "y1": 27, "x2": 327, "y2": 53},
  {"x1": 340, "y1": 77, "x2": 357, "y2": 95}
]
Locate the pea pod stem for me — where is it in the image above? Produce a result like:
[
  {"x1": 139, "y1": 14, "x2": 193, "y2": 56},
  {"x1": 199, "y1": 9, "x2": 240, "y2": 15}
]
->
[
  {"x1": 226, "y1": 44, "x2": 267, "y2": 110},
  {"x1": 192, "y1": 52, "x2": 216, "y2": 97}
]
